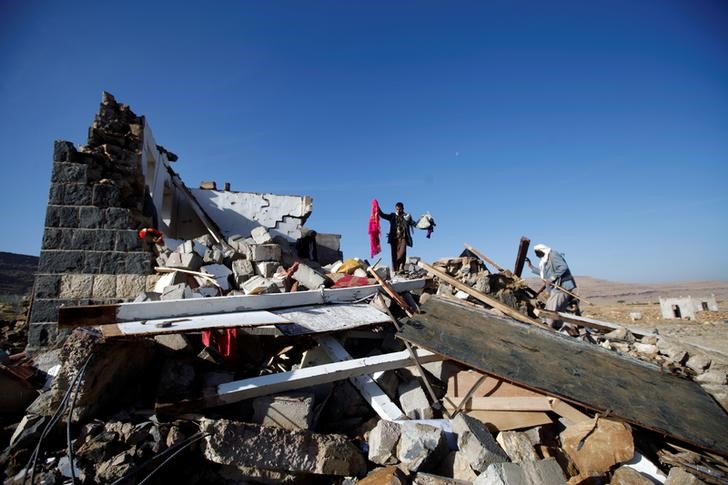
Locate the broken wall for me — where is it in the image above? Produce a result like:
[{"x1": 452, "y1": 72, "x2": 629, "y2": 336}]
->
[{"x1": 29, "y1": 93, "x2": 155, "y2": 349}]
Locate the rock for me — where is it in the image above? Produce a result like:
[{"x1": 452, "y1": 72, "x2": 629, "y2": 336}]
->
[
  {"x1": 695, "y1": 369, "x2": 727, "y2": 385},
  {"x1": 161, "y1": 283, "x2": 193, "y2": 300},
  {"x1": 256, "y1": 261, "x2": 280, "y2": 278},
  {"x1": 397, "y1": 421, "x2": 448, "y2": 472},
  {"x1": 368, "y1": 419, "x2": 402, "y2": 465},
  {"x1": 700, "y1": 384, "x2": 728, "y2": 411},
  {"x1": 604, "y1": 327, "x2": 634, "y2": 342},
  {"x1": 610, "y1": 465, "x2": 654, "y2": 484},
  {"x1": 434, "y1": 451, "x2": 478, "y2": 482},
  {"x1": 664, "y1": 467, "x2": 705, "y2": 485},
  {"x1": 154, "y1": 334, "x2": 193, "y2": 352},
  {"x1": 399, "y1": 380, "x2": 434, "y2": 419},
  {"x1": 496, "y1": 431, "x2": 539, "y2": 463},
  {"x1": 252, "y1": 393, "x2": 315, "y2": 431},
  {"x1": 251, "y1": 226, "x2": 274, "y2": 244},
  {"x1": 414, "y1": 472, "x2": 473, "y2": 484},
  {"x1": 358, "y1": 466, "x2": 408, "y2": 485},
  {"x1": 156, "y1": 359, "x2": 195, "y2": 401},
  {"x1": 232, "y1": 258, "x2": 255, "y2": 286},
  {"x1": 560, "y1": 418, "x2": 634, "y2": 475},
  {"x1": 686, "y1": 354, "x2": 712, "y2": 373},
  {"x1": 218, "y1": 464, "x2": 301, "y2": 484},
  {"x1": 249, "y1": 244, "x2": 282, "y2": 262},
  {"x1": 632, "y1": 343, "x2": 658, "y2": 357},
  {"x1": 166, "y1": 251, "x2": 203, "y2": 271},
  {"x1": 201, "y1": 263, "x2": 232, "y2": 290},
  {"x1": 657, "y1": 339, "x2": 688, "y2": 365},
  {"x1": 474, "y1": 462, "x2": 526, "y2": 484},
  {"x1": 452, "y1": 413, "x2": 509, "y2": 472},
  {"x1": 200, "y1": 418, "x2": 366, "y2": 476},
  {"x1": 522, "y1": 458, "x2": 567, "y2": 484}
]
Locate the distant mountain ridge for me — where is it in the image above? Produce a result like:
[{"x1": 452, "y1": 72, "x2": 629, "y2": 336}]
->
[{"x1": 0, "y1": 252, "x2": 39, "y2": 295}]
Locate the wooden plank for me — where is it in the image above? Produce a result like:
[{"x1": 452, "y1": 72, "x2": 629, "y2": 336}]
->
[
  {"x1": 535, "y1": 310, "x2": 654, "y2": 337},
  {"x1": 549, "y1": 398, "x2": 591, "y2": 424},
  {"x1": 156, "y1": 347, "x2": 441, "y2": 414},
  {"x1": 274, "y1": 304, "x2": 391, "y2": 336},
  {"x1": 464, "y1": 243, "x2": 506, "y2": 272},
  {"x1": 513, "y1": 237, "x2": 530, "y2": 278},
  {"x1": 317, "y1": 336, "x2": 405, "y2": 421},
  {"x1": 417, "y1": 261, "x2": 548, "y2": 329},
  {"x1": 59, "y1": 278, "x2": 427, "y2": 327},
  {"x1": 445, "y1": 396, "x2": 552, "y2": 412},
  {"x1": 400, "y1": 296, "x2": 728, "y2": 456},
  {"x1": 367, "y1": 266, "x2": 415, "y2": 316},
  {"x1": 100, "y1": 311, "x2": 292, "y2": 338},
  {"x1": 452, "y1": 411, "x2": 553, "y2": 432}
]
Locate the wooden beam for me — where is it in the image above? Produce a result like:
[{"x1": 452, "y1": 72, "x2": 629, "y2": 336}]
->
[
  {"x1": 317, "y1": 336, "x2": 405, "y2": 421},
  {"x1": 513, "y1": 236, "x2": 530, "y2": 277},
  {"x1": 535, "y1": 310, "x2": 654, "y2": 338},
  {"x1": 549, "y1": 398, "x2": 591, "y2": 424},
  {"x1": 59, "y1": 278, "x2": 427, "y2": 327},
  {"x1": 157, "y1": 347, "x2": 441, "y2": 414},
  {"x1": 366, "y1": 267, "x2": 416, "y2": 316},
  {"x1": 417, "y1": 261, "x2": 548, "y2": 329},
  {"x1": 400, "y1": 295, "x2": 728, "y2": 456},
  {"x1": 463, "y1": 243, "x2": 506, "y2": 272},
  {"x1": 446, "y1": 396, "x2": 552, "y2": 412}
]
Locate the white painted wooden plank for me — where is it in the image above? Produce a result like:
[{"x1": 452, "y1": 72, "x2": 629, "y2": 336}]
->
[
  {"x1": 64, "y1": 278, "x2": 427, "y2": 326},
  {"x1": 215, "y1": 348, "x2": 441, "y2": 406},
  {"x1": 101, "y1": 311, "x2": 292, "y2": 338},
  {"x1": 317, "y1": 335, "x2": 405, "y2": 421},
  {"x1": 274, "y1": 304, "x2": 392, "y2": 336}
]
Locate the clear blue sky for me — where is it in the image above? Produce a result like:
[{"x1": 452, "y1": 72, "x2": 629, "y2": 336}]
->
[{"x1": 1, "y1": 1, "x2": 726, "y2": 283}]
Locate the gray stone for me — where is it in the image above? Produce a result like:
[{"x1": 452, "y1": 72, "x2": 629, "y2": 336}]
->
[
  {"x1": 633, "y1": 342, "x2": 658, "y2": 357},
  {"x1": 98, "y1": 251, "x2": 127, "y2": 274},
  {"x1": 474, "y1": 462, "x2": 526, "y2": 485},
  {"x1": 116, "y1": 274, "x2": 146, "y2": 299},
  {"x1": 203, "y1": 246, "x2": 225, "y2": 264},
  {"x1": 115, "y1": 230, "x2": 141, "y2": 251},
  {"x1": 232, "y1": 258, "x2": 255, "y2": 286},
  {"x1": 256, "y1": 261, "x2": 280, "y2": 278},
  {"x1": 249, "y1": 244, "x2": 282, "y2": 262},
  {"x1": 701, "y1": 384, "x2": 728, "y2": 411},
  {"x1": 161, "y1": 283, "x2": 193, "y2": 300},
  {"x1": 397, "y1": 421, "x2": 448, "y2": 472},
  {"x1": 92, "y1": 183, "x2": 120, "y2": 206},
  {"x1": 38, "y1": 250, "x2": 85, "y2": 273},
  {"x1": 398, "y1": 380, "x2": 434, "y2": 420},
  {"x1": 252, "y1": 393, "x2": 316, "y2": 431},
  {"x1": 368, "y1": 419, "x2": 402, "y2": 465},
  {"x1": 63, "y1": 183, "x2": 93, "y2": 205},
  {"x1": 521, "y1": 458, "x2": 567, "y2": 485},
  {"x1": 496, "y1": 431, "x2": 538, "y2": 463},
  {"x1": 46, "y1": 205, "x2": 80, "y2": 228},
  {"x1": 292, "y1": 263, "x2": 327, "y2": 290},
  {"x1": 59, "y1": 274, "x2": 94, "y2": 298},
  {"x1": 434, "y1": 451, "x2": 478, "y2": 482},
  {"x1": 695, "y1": 369, "x2": 727, "y2": 385},
  {"x1": 42, "y1": 227, "x2": 73, "y2": 250},
  {"x1": 51, "y1": 162, "x2": 88, "y2": 184},
  {"x1": 78, "y1": 206, "x2": 105, "y2": 228},
  {"x1": 251, "y1": 226, "x2": 274, "y2": 244},
  {"x1": 452, "y1": 413, "x2": 508, "y2": 473},
  {"x1": 657, "y1": 339, "x2": 688, "y2": 365},
  {"x1": 200, "y1": 418, "x2": 366, "y2": 476},
  {"x1": 104, "y1": 208, "x2": 131, "y2": 229},
  {"x1": 665, "y1": 467, "x2": 705, "y2": 485},
  {"x1": 242, "y1": 275, "x2": 280, "y2": 295},
  {"x1": 49, "y1": 183, "x2": 64, "y2": 205},
  {"x1": 35, "y1": 274, "x2": 61, "y2": 299},
  {"x1": 195, "y1": 234, "x2": 216, "y2": 247},
  {"x1": 53, "y1": 140, "x2": 78, "y2": 162},
  {"x1": 166, "y1": 251, "x2": 203, "y2": 271},
  {"x1": 125, "y1": 252, "x2": 152, "y2": 274},
  {"x1": 686, "y1": 354, "x2": 712, "y2": 373}
]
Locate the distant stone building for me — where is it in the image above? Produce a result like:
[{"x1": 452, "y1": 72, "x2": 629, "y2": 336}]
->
[{"x1": 659, "y1": 295, "x2": 718, "y2": 320}]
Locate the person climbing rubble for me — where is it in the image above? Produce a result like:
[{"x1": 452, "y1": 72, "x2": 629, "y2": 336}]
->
[
  {"x1": 526, "y1": 243, "x2": 578, "y2": 330},
  {"x1": 378, "y1": 201, "x2": 417, "y2": 273}
]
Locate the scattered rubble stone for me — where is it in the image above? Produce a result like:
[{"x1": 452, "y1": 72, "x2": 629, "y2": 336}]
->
[
  {"x1": 560, "y1": 418, "x2": 634, "y2": 476},
  {"x1": 452, "y1": 413, "x2": 509, "y2": 472},
  {"x1": 610, "y1": 465, "x2": 654, "y2": 484},
  {"x1": 368, "y1": 419, "x2": 402, "y2": 465},
  {"x1": 496, "y1": 430, "x2": 539, "y2": 463},
  {"x1": 399, "y1": 380, "x2": 434, "y2": 419},
  {"x1": 397, "y1": 421, "x2": 448, "y2": 472},
  {"x1": 664, "y1": 467, "x2": 705, "y2": 485},
  {"x1": 475, "y1": 462, "x2": 526, "y2": 484},
  {"x1": 252, "y1": 392, "x2": 315, "y2": 431}
]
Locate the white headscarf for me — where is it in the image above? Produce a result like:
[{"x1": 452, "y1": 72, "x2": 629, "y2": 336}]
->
[{"x1": 533, "y1": 244, "x2": 551, "y2": 279}]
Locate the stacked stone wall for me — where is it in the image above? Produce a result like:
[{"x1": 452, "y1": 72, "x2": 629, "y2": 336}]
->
[{"x1": 29, "y1": 93, "x2": 155, "y2": 348}]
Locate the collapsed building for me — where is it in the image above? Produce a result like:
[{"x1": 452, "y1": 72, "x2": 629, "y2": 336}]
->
[{"x1": 1, "y1": 93, "x2": 727, "y2": 484}]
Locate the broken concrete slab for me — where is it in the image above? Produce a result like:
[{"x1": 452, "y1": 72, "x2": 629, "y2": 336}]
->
[
  {"x1": 232, "y1": 258, "x2": 255, "y2": 286},
  {"x1": 256, "y1": 261, "x2": 280, "y2": 278},
  {"x1": 399, "y1": 380, "x2": 434, "y2": 420},
  {"x1": 153, "y1": 334, "x2": 193, "y2": 352},
  {"x1": 251, "y1": 393, "x2": 315, "y2": 431},
  {"x1": 251, "y1": 226, "x2": 274, "y2": 245},
  {"x1": 250, "y1": 244, "x2": 282, "y2": 262},
  {"x1": 293, "y1": 262, "x2": 327, "y2": 290},
  {"x1": 496, "y1": 430, "x2": 539, "y2": 463},
  {"x1": 242, "y1": 275, "x2": 280, "y2": 295},
  {"x1": 368, "y1": 419, "x2": 402, "y2": 465},
  {"x1": 474, "y1": 462, "x2": 526, "y2": 484},
  {"x1": 397, "y1": 421, "x2": 448, "y2": 472},
  {"x1": 452, "y1": 413, "x2": 509, "y2": 472},
  {"x1": 160, "y1": 283, "x2": 194, "y2": 300},
  {"x1": 560, "y1": 418, "x2": 634, "y2": 476},
  {"x1": 200, "y1": 418, "x2": 366, "y2": 476}
]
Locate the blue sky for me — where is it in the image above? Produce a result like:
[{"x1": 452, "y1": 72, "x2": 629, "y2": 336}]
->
[{"x1": 1, "y1": 1, "x2": 726, "y2": 282}]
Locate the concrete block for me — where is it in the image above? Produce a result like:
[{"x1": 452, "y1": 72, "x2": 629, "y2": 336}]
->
[
  {"x1": 46, "y1": 205, "x2": 80, "y2": 228},
  {"x1": 203, "y1": 246, "x2": 224, "y2": 264},
  {"x1": 249, "y1": 244, "x2": 282, "y2": 262},
  {"x1": 104, "y1": 208, "x2": 131, "y2": 229},
  {"x1": 200, "y1": 418, "x2": 366, "y2": 476},
  {"x1": 78, "y1": 206, "x2": 104, "y2": 228},
  {"x1": 180, "y1": 240, "x2": 194, "y2": 254},
  {"x1": 59, "y1": 274, "x2": 94, "y2": 298},
  {"x1": 242, "y1": 275, "x2": 280, "y2": 295},
  {"x1": 521, "y1": 458, "x2": 567, "y2": 485},
  {"x1": 92, "y1": 274, "x2": 117, "y2": 298},
  {"x1": 166, "y1": 251, "x2": 203, "y2": 271},
  {"x1": 292, "y1": 262, "x2": 327, "y2": 290},
  {"x1": 51, "y1": 162, "x2": 87, "y2": 184},
  {"x1": 397, "y1": 422, "x2": 448, "y2": 472},
  {"x1": 368, "y1": 419, "x2": 401, "y2": 465},
  {"x1": 161, "y1": 283, "x2": 193, "y2": 300},
  {"x1": 53, "y1": 140, "x2": 78, "y2": 162},
  {"x1": 34, "y1": 274, "x2": 61, "y2": 299},
  {"x1": 195, "y1": 234, "x2": 216, "y2": 247},
  {"x1": 232, "y1": 258, "x2": 255, "y2": 286},
  {"x1": 496, "y1": 431, "x2": 538, "y2": 463},
  {"x1": 452, "y1": 413, "x2": 508, "y2": 473},
  {"x1": 201, "y1": 264, "x2": 232, "y2": 291},
  {"x1": 399, "y1": 380, "x2": 434, "y2": 420},
  {"x1": 92, "y1": 183, "x2": 120, "y2": 207},
  {"x1": 42, "y1": 227, "x2": 74, "y2": 250},
  {"x1": 115, "y1": 274, "x2": 146, "y2": 299},
  {"x1": 115, "y1": 230, "x2": 141, "y2": 252},
  {"x1": 560, "y1": 418, "x2": 634, "y2": 475},
  {"x1": 63, "y1": 183, "x2": 93, "y2": 206},
  {"x1": 256, "y1": 261, "x2": 280, "y2": 278},
  {"x1": 125, "y1": 252, "x2": 152, "y2": 274},
  {"x1": 252, "y1": 393, "x2": 315, "y2": 431},
  {"x1": 474, "y1": 462, "x2": 526, "y2": 485},
  {"x1": 251, "y1": 226, "x2": 274, "y2": 244}
]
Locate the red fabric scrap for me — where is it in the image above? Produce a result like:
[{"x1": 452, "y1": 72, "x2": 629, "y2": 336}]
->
[
  {"x1": 201, "y1": 328, "x2": 238, "y2": 358},
  {"x1": 332, "y1": 275, "x2": 371, "y2": 288},
  {"x1": 369, "y1": 199, "x2": 381, "y2": 258}
]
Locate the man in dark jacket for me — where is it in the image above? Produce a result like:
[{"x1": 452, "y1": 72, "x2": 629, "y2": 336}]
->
[{"x1": 378, "y1": 202, "x2": 416, "y2": 273}]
